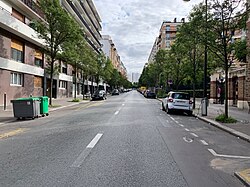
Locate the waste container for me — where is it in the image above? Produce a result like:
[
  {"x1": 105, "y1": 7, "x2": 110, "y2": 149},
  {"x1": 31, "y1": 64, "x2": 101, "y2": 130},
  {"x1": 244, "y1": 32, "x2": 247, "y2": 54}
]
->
[
  {"x1": 39, "y1": 96, "x2": 49, "y2": 116},
  {"x1": 11, "y1": 97, "x2": 40, "y2": 119}
]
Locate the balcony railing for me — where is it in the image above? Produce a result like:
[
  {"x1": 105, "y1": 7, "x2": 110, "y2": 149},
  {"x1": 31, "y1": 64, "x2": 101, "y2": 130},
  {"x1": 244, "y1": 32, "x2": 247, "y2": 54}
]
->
[{"x1": 21, "y1": 0, "x2": 44, "y2": 18}]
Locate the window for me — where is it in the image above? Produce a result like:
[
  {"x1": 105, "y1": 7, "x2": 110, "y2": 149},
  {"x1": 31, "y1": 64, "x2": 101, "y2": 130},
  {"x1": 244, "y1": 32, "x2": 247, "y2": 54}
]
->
[
  {"x1": 166, "y1": 34, "x2": 170, "y2": 40},
  {"x1": 166, "y1": 25, "x2": 170, "y2": 31},
  {"x1": 34, "y1": 50, "x2": 43, "y2": 67},
  {"x1": 166, "y1": 41, "x2": 170, "y2": 48},
  {"x1": 11, "y1": 39, "x2": 23, "y2": 63},
  {"x1": 61, "y1": 62, "x2": 67, "y2": 74},
  {"x1": 10, "y1": 72, "x2": 23, "y2": 86},
  {"x1": 62, "y1": 67, "x2": 67, "y2": 74},
  {"x1": 34, "y1": 76, "x2": 43, "y2": 88},
  {"x1": 35, "y1": 58, "x2": 43, "y2": 67},
  {"x1": 12, "y1": 8, "x2": 25, "y2": 22},
  {"x1": 59, "y1": 80, "x2": 67, "y2": 89}
]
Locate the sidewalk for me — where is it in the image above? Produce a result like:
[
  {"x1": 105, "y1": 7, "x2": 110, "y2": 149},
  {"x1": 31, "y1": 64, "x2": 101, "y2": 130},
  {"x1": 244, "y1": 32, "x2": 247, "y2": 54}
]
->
[
  {"x1": 193, "y1": 100, "x2": 250, "y2": 143},
  {"x1": 0, "y1": 97, "x2": 90, "y2": 124}
]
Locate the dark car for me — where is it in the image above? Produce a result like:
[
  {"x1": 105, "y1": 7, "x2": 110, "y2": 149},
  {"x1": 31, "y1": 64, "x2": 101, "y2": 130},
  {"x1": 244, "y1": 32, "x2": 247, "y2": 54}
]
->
[
  {"x1": 91, "y1": 90, "x2": 107, "y2": 100},
  {"x1": 111, "y1": 89, "x2": 120, "y2": 95},
  {"x1": 144, "y1": 90, "x2": 156, "y2": 98}
]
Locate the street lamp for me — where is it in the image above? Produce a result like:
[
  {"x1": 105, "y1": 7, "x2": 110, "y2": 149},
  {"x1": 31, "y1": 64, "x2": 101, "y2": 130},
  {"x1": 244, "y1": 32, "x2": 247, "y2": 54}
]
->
[{"x1": 183, "y1": 0, "x2": 208, "y2": 116}]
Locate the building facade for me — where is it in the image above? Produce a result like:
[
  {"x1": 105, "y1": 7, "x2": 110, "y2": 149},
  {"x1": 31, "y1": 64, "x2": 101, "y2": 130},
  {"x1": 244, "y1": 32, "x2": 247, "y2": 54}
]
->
[
  {"x1": 147, "y1": 18, "x2": 184, "y2": 64},
  {"x1": 210, "y1": 28, "x2": 249, "y2": 109},
  {"x1": 0, "y1": 0, "x2": 103, "y2": 106},
  {"x1": 101, "y1": 35, "x2": 127, "y2": 78}
]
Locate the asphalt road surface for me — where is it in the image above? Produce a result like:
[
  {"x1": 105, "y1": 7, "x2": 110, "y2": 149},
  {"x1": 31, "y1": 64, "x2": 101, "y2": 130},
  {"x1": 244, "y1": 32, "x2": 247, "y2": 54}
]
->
[{"x1": 0, "y1": 90, "x2": 249, "y2": 187}]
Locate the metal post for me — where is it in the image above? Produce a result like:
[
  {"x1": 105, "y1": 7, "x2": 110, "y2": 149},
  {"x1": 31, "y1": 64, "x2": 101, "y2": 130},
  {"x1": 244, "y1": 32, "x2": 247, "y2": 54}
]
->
[
  {"x1": 3, "y1": 92, "x2": 7, "y2": 110},
  {"x1": 202, "y1": 0, "x2": 208, "y2": 116}
]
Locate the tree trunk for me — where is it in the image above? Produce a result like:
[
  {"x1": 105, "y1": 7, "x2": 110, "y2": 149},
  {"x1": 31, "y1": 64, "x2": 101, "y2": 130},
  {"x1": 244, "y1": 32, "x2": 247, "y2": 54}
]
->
[
  {"x1": 192, "y1": 49, "x2": 197, "y2": 109},
  {"x1": 74, "y1": 65, "x2": 77, "y2": 100},
  {"x1": 49, "y1": 61, "x2": 54, "y2": 106}
]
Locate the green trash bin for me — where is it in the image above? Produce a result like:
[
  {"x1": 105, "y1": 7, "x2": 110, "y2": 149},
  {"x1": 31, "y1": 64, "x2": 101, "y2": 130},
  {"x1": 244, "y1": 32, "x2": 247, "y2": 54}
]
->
[
  {"x1": 39, "y1": 96, "x2": 49, "y2": 116},
  {"x1": 11, "y1": 97, "x2": 40, "y2": 119}
]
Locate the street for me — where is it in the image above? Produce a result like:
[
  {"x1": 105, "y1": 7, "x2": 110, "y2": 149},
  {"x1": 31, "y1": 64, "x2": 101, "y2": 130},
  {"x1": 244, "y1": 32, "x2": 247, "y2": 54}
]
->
[{"x1": 0, "y1": 90, "x2": 249, "y2": 187}]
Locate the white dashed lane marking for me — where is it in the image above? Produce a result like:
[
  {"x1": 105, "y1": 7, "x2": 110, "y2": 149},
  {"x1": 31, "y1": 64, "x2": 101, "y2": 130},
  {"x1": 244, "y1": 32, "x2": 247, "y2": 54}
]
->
[
  {"x1": 200, "y1": 140, "x2": 209, "y2": 145},
  {"x1": 190, "y1": 133, "x2": 198, "y2": 138},
  {"x1": 71, "y1": 133, "x2": 103, "y2": 168}
]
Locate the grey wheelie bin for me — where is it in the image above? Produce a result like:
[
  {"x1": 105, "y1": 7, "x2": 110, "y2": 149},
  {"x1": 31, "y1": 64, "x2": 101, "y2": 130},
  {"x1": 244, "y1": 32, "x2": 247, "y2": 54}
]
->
[{"x1": 11, "y1": 97, "x2": 40, "y2": 119}]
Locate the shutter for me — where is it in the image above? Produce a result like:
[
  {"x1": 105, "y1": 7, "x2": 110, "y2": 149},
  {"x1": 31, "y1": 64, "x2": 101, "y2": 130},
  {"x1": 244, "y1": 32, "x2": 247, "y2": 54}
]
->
[{"x1": 11, "y1": 39, "x2": 23, "y2": 51}]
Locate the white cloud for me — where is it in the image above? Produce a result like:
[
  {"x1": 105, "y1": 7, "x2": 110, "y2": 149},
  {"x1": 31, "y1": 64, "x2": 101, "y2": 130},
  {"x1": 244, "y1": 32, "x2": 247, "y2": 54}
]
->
[{"x1": 94, "y1": 0, "x2": 202, "y2": 74}]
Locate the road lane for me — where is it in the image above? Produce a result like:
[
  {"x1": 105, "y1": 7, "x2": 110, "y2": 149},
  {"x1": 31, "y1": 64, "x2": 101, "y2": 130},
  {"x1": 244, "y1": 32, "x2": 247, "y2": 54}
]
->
[{"x1": 0, "y1": 90, "x2": 248, "y2": 186}]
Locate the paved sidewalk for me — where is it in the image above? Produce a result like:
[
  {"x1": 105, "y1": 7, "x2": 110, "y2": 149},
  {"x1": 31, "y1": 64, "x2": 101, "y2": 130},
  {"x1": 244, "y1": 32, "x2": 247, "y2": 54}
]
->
[
  {"x1": 0, "y1": 97, "x2": 91, "y2": 124},
  {"x1": 193, "y1": 100, "x2": 250, "y2": 143}
]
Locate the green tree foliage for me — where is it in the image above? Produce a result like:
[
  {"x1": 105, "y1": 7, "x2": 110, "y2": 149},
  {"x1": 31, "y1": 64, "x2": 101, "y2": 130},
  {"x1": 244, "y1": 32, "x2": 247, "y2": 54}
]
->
[
  {"x1": 33, "y1": 0, "x2": 81, "y2": 105},
  {"x1": 207, "y1": 0, "x2": 248, "y2": 117}
]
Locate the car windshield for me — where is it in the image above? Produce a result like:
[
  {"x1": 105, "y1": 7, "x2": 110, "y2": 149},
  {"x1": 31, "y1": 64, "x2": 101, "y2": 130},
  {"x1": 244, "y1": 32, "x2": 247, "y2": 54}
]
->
[{"x1": 172, "y1": 93, "x2": 190, "y2": 100}]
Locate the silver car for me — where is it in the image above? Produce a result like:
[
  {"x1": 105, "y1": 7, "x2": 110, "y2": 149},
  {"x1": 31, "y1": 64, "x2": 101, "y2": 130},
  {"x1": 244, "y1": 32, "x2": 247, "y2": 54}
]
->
[{"x1": 162, "y1": 91, "x2": 193, "y2": 115}]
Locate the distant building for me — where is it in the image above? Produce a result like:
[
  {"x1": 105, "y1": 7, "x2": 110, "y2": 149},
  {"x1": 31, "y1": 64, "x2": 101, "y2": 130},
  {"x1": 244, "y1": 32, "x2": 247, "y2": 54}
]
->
[
  {"x1": 147, "y1": 18, "x2": 184, "y2": 64},
  {"x1": 101, "y1": 35, "x2": 127, "y2": 78}
]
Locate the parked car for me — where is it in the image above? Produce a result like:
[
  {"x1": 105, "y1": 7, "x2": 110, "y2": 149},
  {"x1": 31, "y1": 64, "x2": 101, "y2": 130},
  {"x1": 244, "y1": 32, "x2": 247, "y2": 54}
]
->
[
  {"x1": 91, "y1": 90, "x2": 107, "y2": 100},
  {"x1": 144, "y1": 90, "x2": 156, "y2": 98},
  {"x1": 111, "y1": 89, "x2": 119, "y2": 95},
  {"x1": 162, "y1": 91, "x2": 193, "y2": 115}
]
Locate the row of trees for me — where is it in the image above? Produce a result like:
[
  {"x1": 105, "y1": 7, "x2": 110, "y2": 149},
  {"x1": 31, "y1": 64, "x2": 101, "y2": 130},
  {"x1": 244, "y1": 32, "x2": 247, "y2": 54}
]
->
[
  {"x1": 33, "y1": 0, "x2": 130, "y2": 105},
  {"x1": 139, "y1": 0, "x2": 248, "y2": 117}
]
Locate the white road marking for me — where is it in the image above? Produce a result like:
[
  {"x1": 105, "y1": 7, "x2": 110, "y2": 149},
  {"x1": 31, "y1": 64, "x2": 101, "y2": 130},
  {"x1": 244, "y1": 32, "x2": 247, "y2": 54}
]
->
[
  {"x1": 122, "y1": 104, "x2": 125, "y2": 106},
  {"x1": 114, "y1": 111, "x2": 119, "y2": 115},
  {"x1": 185, "y1": 128, "x2": 190, "y2": 132},
  {"x1": 170, "y1": 117, "x2": 175, "y2": 120},
  {"x1": 175, "y1": 121, "x2": 179, "y2": 124},
  {"x1": 200, "y1": 140, "x2": 209, "y2": 145},
  {"x1": 208, "y1": 149, "x2": 250, "y2": 159},
  {"x1": 71, "y1": 133, "x2": 103, "y2": 167},
  {"x1": 183, "y1": 137, "x2": 193, "y2": 143},
  {"x1": 87, "y1": 133, "x2": 103, "y2": 148},
  {"x1": 179, "y1": 124, "x2": 184, "y2": 127},
  {"x1": 190, "y1": 133, "x2": 198, "y2": 138}
]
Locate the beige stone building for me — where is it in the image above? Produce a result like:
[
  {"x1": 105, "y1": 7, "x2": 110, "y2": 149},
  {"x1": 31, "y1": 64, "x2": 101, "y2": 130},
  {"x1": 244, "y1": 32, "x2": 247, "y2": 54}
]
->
[{"x1": 101, "y1": 35, "x2": 127, "y2": 78}]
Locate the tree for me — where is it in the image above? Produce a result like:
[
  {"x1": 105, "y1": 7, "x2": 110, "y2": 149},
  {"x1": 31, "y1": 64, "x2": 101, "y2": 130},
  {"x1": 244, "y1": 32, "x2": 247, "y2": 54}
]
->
[
  {"x1": 33, "y1": 0, "x2": 80, "y2": 105},
  {"x1": 207, "y1": 0, "x2": 248, "y2": 117},
  {"x1": 174, "y1": 4, "x2": 206, "y2": 108}
]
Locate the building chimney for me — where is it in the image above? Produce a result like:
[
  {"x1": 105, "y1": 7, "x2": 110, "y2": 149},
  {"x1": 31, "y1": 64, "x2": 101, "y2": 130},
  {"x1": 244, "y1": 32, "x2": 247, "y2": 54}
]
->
[
  {"x1": 174, "y1": 18, "x2": 177, "y2": 23},
  {"x1": 181, "y1": 18, "x2": 185, "y2": 23}
]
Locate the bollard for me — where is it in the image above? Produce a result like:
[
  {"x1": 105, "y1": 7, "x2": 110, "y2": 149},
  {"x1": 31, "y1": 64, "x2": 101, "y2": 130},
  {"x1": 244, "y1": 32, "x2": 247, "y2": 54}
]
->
[{"x1": 4, "y1": 92, "x2": 7, "y2": 110}]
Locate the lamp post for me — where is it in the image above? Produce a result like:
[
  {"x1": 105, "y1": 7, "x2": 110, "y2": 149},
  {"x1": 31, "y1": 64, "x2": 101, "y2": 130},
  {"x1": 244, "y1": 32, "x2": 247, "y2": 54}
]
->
[{"x1": 183, "y1": 0, "x2": 208, "y2": 116}]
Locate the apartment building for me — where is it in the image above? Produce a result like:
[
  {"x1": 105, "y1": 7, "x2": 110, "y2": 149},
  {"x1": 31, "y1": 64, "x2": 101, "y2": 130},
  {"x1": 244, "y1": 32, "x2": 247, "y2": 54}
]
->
[
  {"x1": 61, "y1": 0, "x2": 103, "y2": 96},
  {"x1": 101, "y1": 35, "x2": 127, "y2": 78},
  {"x1": 148, "y1": 18, "x2": 184, "y2": 64},
  {"x1": 0, "y1": 0, "x2": 102, "y2": 106},
  {"x1": 148, "y1": 37, "x2": 158, "y2": 64},
  {"x1": 209, "y1": 28, "x2": 249, "y2": 109}
]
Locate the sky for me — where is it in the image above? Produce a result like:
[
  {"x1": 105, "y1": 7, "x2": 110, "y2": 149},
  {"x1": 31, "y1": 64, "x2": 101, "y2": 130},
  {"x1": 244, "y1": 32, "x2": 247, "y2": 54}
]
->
[{"x1": 94, "y1": 0, "x2": 202, "y2": 75}]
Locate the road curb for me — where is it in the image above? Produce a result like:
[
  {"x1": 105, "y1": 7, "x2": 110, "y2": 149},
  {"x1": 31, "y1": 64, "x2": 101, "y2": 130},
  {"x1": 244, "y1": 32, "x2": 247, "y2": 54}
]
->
[
  {"x1": 234, "y1": 169, "x2": 250, "y2": 187},
  {"x1": 194, "y1": 114, "x2": 250, "y2": 143}
]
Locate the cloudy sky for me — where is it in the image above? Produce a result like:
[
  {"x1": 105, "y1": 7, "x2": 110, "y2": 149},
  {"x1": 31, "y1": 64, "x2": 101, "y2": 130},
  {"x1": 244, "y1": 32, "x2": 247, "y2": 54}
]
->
[{"x1": 94, "y1": 0, "x2": 202, "y2": 75}]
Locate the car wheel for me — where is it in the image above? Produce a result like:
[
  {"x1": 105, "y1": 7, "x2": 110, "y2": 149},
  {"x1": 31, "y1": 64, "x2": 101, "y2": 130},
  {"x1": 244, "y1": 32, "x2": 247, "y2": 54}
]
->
[
  {"x1": 166, "y1": 105, "x2": 171, "y2": 114},
  {"x1": 162, "y1": 103, "x2": 166, "y2": 111},
  {"x1": 187, "y1": 111, "x2": 193, "y2": 116}
]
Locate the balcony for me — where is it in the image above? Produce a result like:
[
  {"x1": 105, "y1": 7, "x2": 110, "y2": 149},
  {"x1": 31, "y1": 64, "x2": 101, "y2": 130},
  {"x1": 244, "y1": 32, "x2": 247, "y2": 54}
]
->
[
  {"x1": 20, "y1": 0, "x2": 44, "y2": 18},
  {"x1": 0, "y1": 8, "x2": 44, "y2": 47}
]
